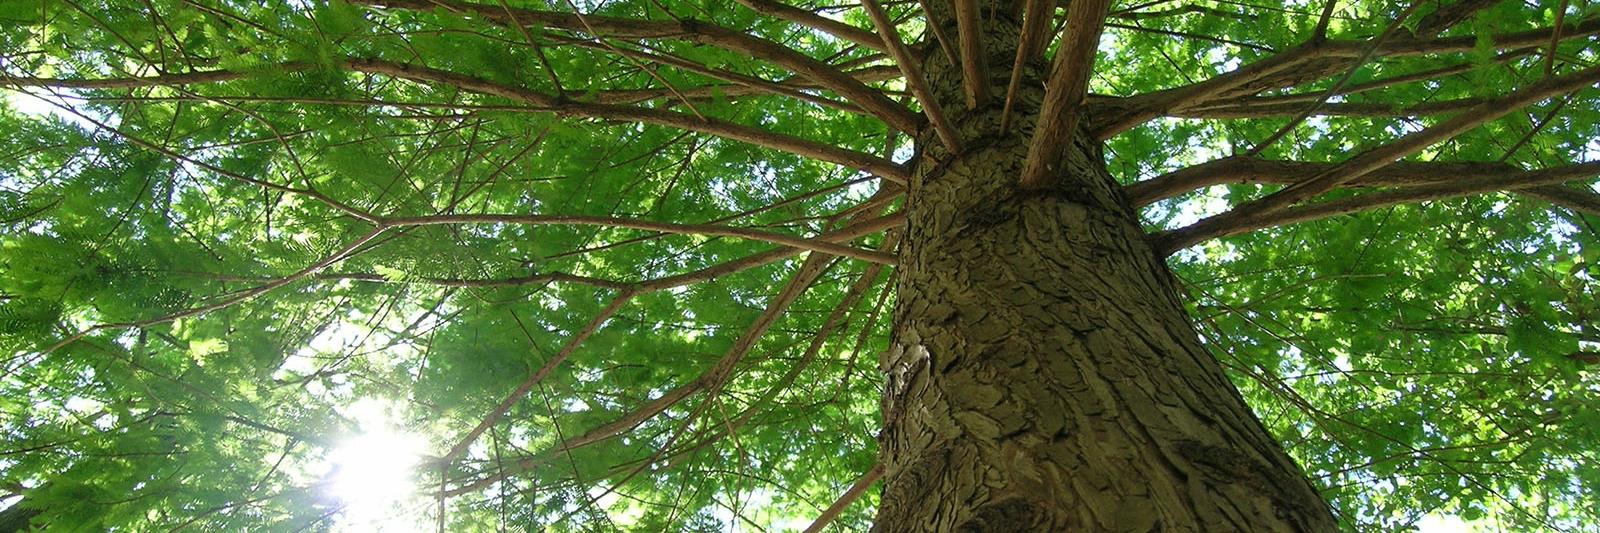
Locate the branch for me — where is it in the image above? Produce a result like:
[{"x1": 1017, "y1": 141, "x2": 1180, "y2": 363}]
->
[
  {"x1": 1371, "y1": 16, "x2": 1600, "y2": 57},
  {"x1": 1413, "y1": 0, "x2": 1498, "y2": 37},
  {"x1": 734, "y1": 0, "x2": 887, "y2": 52},
  {"x1": 383, "y1": 212, "x2": 897, "y2": 265},
  {"x1": 1128, "y1": 156, "x2": 1532, "y2": 206},
  {"x1": 1001, "y1": 0, "x2": 1057, "y2": 131},
  {"x1": 41, "y1": 227, "x2": 387, "y2": 354},
  {"x1": 1171, "y1": 96, "x2": 1485, "y2": 119},
  {"x1": 1154, "y1": 64, "x2": 1600, "y2": 255},
  {"x1": 1523, "y1": 184, "x2": 1600, "y2": 218},
  {"x1": 1094, "y1": 16, "x2": 1600, "y2": 139},
  {"x1": 953, "y1": 0, "x2": 990, "y2": 108},
  {"x1": 861, "y1": 0, "x2": 960, "y2": 153},
  {"x1": 1018, "y1": 0, "x2": 1110, "y2": 189},
  {"x1": 637, "y1": 211, "x2": 904, "y2": 291},
  {"x1": 1092, "y1": 41, "x2": 1326, "y2": 139},
  {"x1": 438, "y1": 196, "x2": 898, "y2": 496},
  {"x1": 0, "y1": 62, "x2": 309, "y2": 89},
  {"x1": 350, "y1": 0, "x2": 920, "y2": 133},
  {"x1": 343, "y1": 58, "x2": 910, "y2": 182},
  {"x1": 1199, "y1": 48, "x2": 1536, "y2": 108},
  {"x1": 1, "y1": 60, "x2": 910, "y2": 182},
  {"x1": 315, "y1": 271, "x2": 633, "y2": 291},
  {"x1": 443, "y1": 251, "x2": 839, "y2": 497},
  {"x1": 440, "y1": 291, "x2": 635, "y2": 465},
  {"x1": 1150, "y1": 161, "x2": 1600, "y2": 248},
  {"x1": 593, "y1": 63, "x2": 900, "y2": 109},
  {"x1": 801, "y1": 463, "x2": 885, "y2": 533}
]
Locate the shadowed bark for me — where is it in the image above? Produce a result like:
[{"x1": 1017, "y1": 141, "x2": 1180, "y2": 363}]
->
[{"x1": 871, "y1": 4, "x2": 1339, "y2": 530}]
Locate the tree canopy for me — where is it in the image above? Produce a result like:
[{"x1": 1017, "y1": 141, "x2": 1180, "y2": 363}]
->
[{"x1": 1, "y1": 0, "x2": 1598, "y2": 530}]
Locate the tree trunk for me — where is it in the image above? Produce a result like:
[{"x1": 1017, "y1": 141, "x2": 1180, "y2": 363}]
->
[
  {"x1": 872, "y1": 5, "x2": 1339, "y2": 531},
  {"x1": 0, "y1": 496, "x2": 41, "y2": 533}
]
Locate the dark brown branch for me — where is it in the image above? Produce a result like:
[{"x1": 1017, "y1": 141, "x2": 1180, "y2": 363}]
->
[
  {"x1": 1105, "y1": 22, "x2": 1272, "y2": 52},
  {"x1": 441, "y1": 291, "x2": 635, "y2": 465},
  {"x1": 1413, "y1": 0, "x2": 1498, "y2": 37},
  {"x1": 317, "y1": 271, "x2": 634, "y2": 291},
  {"x1": 0, "y1": 62, "x2": 311, "y2": 89},
  {"x1": 593, "y1": 61, "x2": 898, "y2": 111},
  {"x1": 1115, "y1": 4, "x2": 1256, "y2": 22},
  {"x1": 1154, "y1": 64, "x2": 1600, "y2": 255},
  {"x1": 343, "y1": 58, "x2": 910, "y2": 182},
  {"x1": 1242, "y1": 0, "x2": 1426, "y2": 156},
  {"x1": 566, "y1": 36, "x2": 866, "y2": 113},
  {"x1": 953, "y1": 0, "x2": 990, "y2": 108},
  {"x1": 862, "y1": 0, "x2": 961, "y2": 153},
  {"x1": 735, "y1": 0, "x2": 887, "y2": 52},
  {"x1": 1, "y1": 60, "x2": 909, "y2": 182},
  {"x1": 1001, "y1": 0, "x2": 1056, "y2": 131},
  {"x1": 1172, "y1": 96, "x2": 1486, "y2": 119},
  {"x1": 1128, "y1": 156, "x2": 1531, "y2": 206},
  {"x1": 802, "y1": 463, "x2": 885, "y2": 533},
  {"x1": 637, "y1": 211, "x2": 904, "y2": 291},
  {"x1": 1094, "y1": 17, "x2": 1600, "y2": 139},
  {"x1": 916, "y1": 0, "x2": 959, "y2": 66},
  {"x1": 1349, "y1": 16, "x2": 1600, "y2": 57},
  {"x1": 1144, "y1": 161, "x2": 1600, "y2": 247},
  {"x1": 383, "y1": 212, "x2": 898, "y2": 265},
  {"x1": 443, "y1": 251, "x2": 840, "y2": 497},
  {"x1": 1092, "y1": 41, "x2": 1327, "y2": 139},
  {"x1": 1019, "y1": 0, "x2": 1110, "y2": 189},
  {"x1": 350, "y1": 0, "x2": 920, "y2": 133},
  {"x1": 1523, "y1": 185, "x2": 1600, "y2": 218},
  {"x1": 1202, "y1": 48, "x2": 1536, "y2": 108}
]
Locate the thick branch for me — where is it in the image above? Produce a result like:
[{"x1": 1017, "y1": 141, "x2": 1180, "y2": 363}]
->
[
  {"x1": 1171, "y1": 96, "x2": 1485, "y2": 119},
  {"x1": 343, "y1": 58, "x2": 909, "y2": 182},
  {"x1": 0, "y1": 63, "x2": 310, "y2": 89},
  {"x1": 1199, "y1": 48, "x2": 1536, "y2": 108},
  {"x1": 2, "y1": 60, "x2": 909, "y2": 182},
  {"x1": 1018, "y1": 0, "x2": 1110, "y2": 189},
  {"x1": 440, "y1": 291, "x2": 634, "y2": 465},
  {"x1": 443, "y1": 251, "x2": 838, "y2": 497},
  {"x1": 1150, "y1": 161, "x2": 1600, "y2": 248},
  {"x1": 351, "y1": 0, "x2": 920, "y2": 132},
  {"x1": 1128, "y1": 156, "x2": 1527, "y2": 206},
  {"x1": 1524, "y1": 184, "x2": 1600, "y2": 218},
  {"x1": 637, "y1": 211, "x2": 904, "y2": 291},
  {"x1": 1155, "y1": 64, "x2": 1600, "y2": 255},
  {"x1": 1094, "y1": 17, "x2": 1600, "y2": 139},
  {"x1": 861, "y1": 0, "x2": 961, "y2": 153},
  {"x1": 317, "y1": 271, "x2": 633, "y2": 291},
  {"x1": 802, "y1": 463, "x2": 885, "y2": 533},
  {"x1": 735, "y1": 0, "x2": 887, "y2": 52},
  {"x1": 383, "y1": 212, "x2": 897, "y2": 265},
  {"x1": 953, "y1": 0, "x2": 990, "y2": 107},
  {"x1": 1001, "y1": 0, "x2": 1057, "y2": 130}
]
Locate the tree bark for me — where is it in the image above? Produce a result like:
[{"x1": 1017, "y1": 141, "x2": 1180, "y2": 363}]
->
[
  {"x1": 872, "y1": 3, "x2": 1339, "y2": 530},
  {"x1": 0, "y1": 496, "x2": 41, "y2": 533}
]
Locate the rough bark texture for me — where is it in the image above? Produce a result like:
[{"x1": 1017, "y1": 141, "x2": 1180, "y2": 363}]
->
[{"x1": 872, "y1": 3, "x2": 1339, "y2": 531}]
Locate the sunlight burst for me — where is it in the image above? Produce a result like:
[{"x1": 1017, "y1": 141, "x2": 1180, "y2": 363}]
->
[{"x1": 323, "y1": 399, "x2": 430, "y2": 532}]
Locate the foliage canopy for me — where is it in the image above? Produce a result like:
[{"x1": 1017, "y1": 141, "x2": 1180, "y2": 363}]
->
[{"x1": 1, "y1": 0, "x2": 1599, "y2": 530}]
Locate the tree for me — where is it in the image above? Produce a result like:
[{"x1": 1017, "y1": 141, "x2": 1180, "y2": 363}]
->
[{"x1": 1, "y1": 0, "x2": 1597, "y2": 530}]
